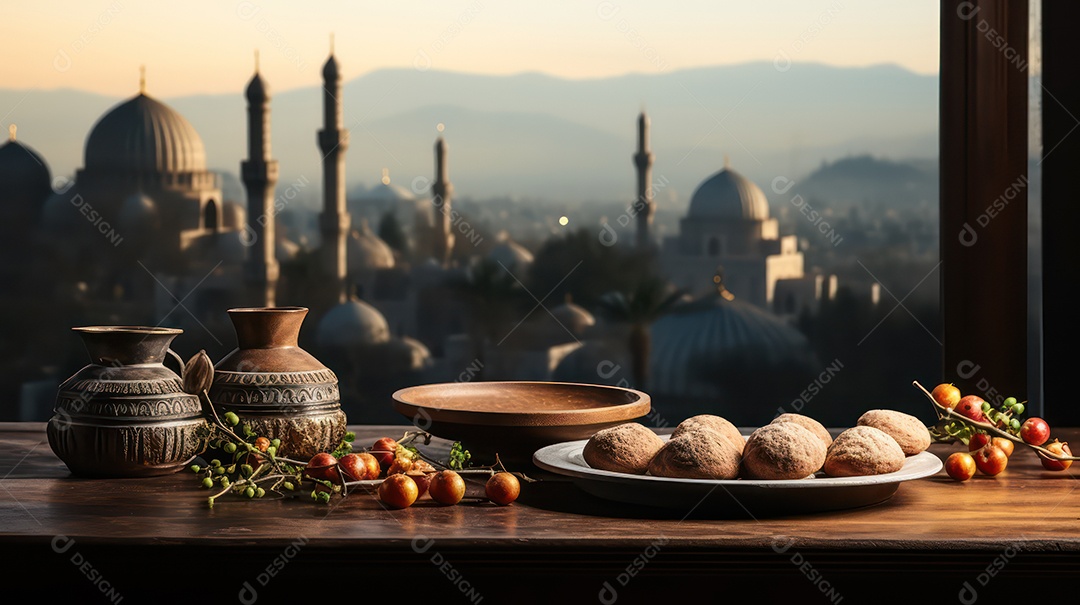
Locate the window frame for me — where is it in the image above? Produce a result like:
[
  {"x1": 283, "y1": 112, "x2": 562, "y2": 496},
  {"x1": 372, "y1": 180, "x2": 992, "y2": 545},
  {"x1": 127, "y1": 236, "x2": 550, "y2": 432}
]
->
[{"x1": 940, "y1": 0, "x2": 1029, "y2": 407}]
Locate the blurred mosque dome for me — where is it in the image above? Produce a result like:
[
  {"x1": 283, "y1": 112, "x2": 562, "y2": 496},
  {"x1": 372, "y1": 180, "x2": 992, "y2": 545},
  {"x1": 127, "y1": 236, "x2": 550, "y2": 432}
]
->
[
  {"x1": 488, "y1": 232, "x2": 533, "y2": 270},
  {"x1": 687, "y1": 166, "x2": 770, "y2": 221},
  {"x1": 382, "y1": 336, "x2": 433, "y2": 373},
  {"x1": 649, "y1": 291, "x2": 816, "y2": 399},
  {"x1": 347, "y1": 219, "x2": 396, "y2": 271},
  {"x1": 550, "y1": 295, "x2": 595, "y2": 337},
  {"x1": 364, "y1": 181, "x2": 417, "y2": 202},
  {"x1": 359, "y1": 169, "x2": 417, "y2": 203},
  {"x1": 316, "y1": 296, "x2": 392, "y2": 349},
  {"x1": 0, "y1": 126, "x2": 52, "y2": 207},
  {"x1": 118, "y1": 192, "x2": 160, "y2": 232},
  {"x1": 84, "y1": 93, "x2": 207, "y2": 175}
]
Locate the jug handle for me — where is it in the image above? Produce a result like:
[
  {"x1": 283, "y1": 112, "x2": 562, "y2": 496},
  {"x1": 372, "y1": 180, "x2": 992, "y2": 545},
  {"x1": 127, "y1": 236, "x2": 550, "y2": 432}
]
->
[{"x1": 165, "y1": 348, "x2": 185, "y2": 379}]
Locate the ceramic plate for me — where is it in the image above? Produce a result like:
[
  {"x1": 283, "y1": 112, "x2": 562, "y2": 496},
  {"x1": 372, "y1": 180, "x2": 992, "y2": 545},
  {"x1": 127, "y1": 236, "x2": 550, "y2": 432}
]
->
[{"x1": 533, "y1": 435, "x2": 943, "y2": 516}]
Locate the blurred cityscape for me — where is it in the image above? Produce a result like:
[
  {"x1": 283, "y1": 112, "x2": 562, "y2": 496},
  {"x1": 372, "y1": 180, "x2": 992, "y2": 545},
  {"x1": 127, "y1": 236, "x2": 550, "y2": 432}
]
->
[{"x1": 0, "y1": 52, "x2": 946, "y2": 428}]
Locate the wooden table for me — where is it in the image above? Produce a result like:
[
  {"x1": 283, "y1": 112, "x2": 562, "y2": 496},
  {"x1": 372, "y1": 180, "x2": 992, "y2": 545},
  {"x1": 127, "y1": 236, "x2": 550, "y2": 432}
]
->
[{"x1": 3, "y1": 423, "x2": 1079, "y2": 602}]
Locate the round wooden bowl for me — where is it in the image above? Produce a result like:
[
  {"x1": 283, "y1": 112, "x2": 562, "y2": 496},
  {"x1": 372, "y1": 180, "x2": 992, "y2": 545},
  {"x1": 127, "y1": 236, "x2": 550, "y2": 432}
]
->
[{"x1": 392, "y1": 381, "x2": 651, "y2": 464}]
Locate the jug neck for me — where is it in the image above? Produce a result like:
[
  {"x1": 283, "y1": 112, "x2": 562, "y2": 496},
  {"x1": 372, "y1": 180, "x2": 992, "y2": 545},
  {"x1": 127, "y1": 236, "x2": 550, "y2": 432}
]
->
[
  {"x1": 73, "y1": 327, "x2": 181, "y2": 366},
  {"x1": 227, "y1": 306, "x2": 308, "y2": 349}
]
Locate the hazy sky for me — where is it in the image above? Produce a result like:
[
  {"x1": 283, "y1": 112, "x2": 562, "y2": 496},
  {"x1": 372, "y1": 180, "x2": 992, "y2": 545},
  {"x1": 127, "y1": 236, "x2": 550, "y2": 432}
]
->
[{"x1": 5, "y1": 1, "x2": 938, "y2": 97}]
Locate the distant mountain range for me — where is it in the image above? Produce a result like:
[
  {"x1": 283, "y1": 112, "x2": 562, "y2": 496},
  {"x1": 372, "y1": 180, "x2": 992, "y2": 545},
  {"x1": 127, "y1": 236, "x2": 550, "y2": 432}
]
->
[
  {"x1": 0, "y1": 62, "x2": 937, "y2": 205},
  {"x1": 793, "y1": 155, "x2": 938, "y2": 213}
]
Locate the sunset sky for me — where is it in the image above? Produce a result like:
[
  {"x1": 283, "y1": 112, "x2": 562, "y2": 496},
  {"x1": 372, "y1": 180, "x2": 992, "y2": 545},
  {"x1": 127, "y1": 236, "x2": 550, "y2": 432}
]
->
[{"x1": 4, "y1": 0, "x2": 938, "y2": 97}]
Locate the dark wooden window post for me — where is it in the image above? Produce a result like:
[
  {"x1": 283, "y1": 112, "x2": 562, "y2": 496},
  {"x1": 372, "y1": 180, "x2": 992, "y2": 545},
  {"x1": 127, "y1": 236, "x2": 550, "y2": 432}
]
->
[
  {"x1": 940, "y1": 0, "x2": 1028, "y2": 402},
  {"x1": 1041, "y1": 1, "x2": 1080, "y2": 425}
]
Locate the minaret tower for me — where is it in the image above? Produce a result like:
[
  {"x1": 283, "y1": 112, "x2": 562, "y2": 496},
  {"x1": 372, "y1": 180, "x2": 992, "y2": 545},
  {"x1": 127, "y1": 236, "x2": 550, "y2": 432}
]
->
[
  {"x1": 431, "y1": 134, "x2": 454, "y2": 265},
  {"x1": 633, "y1": 111, "x2": 656, "y2": 250},
  {"x1": 318, "y1": 37, "x2": 350, "y2": 304},
  {"x1": 241, "y1": 52, "x2": 279, "y2": 306}
]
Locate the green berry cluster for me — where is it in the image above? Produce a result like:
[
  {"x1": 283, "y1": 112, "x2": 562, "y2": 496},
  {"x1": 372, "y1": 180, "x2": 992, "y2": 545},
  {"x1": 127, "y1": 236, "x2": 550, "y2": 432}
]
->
[
  {"x1": 448, "y1": 441, "x2": 471, "y2": 470},
  {"x1": 982, "y1": 397, "x2": 1025, "y2": 432},
  {"x1": 930, "y1": 395, "x2": 1028, "y2": 444},
  {"x1": 194, "y1": 409, "x2": 356, "y2": 508}
]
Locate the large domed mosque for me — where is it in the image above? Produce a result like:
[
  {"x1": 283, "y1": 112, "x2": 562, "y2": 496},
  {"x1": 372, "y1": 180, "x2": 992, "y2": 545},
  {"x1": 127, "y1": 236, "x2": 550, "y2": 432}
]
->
[
  {"x1": 3, "y1": 54, "x2": 451, "y2": 422},
  {"x1": 43, "y1": 74, "x2": 224, "y2": 273},
  {"x1": 6, "y1": 59, "x2": 836, "y2": 424},
  {"x1": 659, "y1": 158, "x2": 805, "y2": 309},
  {"x1": 550, "y1": 114, "x2": 830, "y2": 425}
]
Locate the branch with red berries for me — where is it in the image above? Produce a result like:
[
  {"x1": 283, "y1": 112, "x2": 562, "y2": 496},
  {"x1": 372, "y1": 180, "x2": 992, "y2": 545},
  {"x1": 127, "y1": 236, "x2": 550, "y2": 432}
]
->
[
  {"x1": 181, "y1": 351, "x2": 531, "y2": 509},
  {"x1": 913, "y1": 381, "x2": 1076, "y2": 465}
]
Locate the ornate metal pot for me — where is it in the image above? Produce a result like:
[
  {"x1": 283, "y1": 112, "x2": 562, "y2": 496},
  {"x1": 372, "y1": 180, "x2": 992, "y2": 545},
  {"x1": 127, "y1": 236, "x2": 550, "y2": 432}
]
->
[
  {"x1": 209, "y1": 307, "x2": 346, "y2": 459},
  {"x1": 46, "y1": 327, "x2": 207, "y2": 477}
]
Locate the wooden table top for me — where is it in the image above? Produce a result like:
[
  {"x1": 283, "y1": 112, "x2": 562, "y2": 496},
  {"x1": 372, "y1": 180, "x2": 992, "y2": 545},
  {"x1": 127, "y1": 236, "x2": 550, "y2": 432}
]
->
[{"x1": 4, "y1": 422, "x2": 1079, "y2": 601}]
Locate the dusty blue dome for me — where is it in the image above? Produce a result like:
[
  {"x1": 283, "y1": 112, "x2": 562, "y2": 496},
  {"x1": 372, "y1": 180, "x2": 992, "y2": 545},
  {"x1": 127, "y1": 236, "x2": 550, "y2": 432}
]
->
[
  {"x1": 648, "y1": 293, "x2": 815, "y2": 398},
  {"x1": 687, "y1": 166, "x2": 769, "y2": 220}
]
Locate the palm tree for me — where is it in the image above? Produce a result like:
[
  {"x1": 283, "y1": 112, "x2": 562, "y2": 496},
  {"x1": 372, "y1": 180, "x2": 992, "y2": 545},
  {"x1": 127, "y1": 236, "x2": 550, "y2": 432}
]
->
[{"x1": 598, "y1": 277, "x2": 684, "y2": 391}]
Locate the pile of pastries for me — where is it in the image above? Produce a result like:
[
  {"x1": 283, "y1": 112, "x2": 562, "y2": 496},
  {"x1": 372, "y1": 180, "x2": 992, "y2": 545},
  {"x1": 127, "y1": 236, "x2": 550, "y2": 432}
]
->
[{"x1": 583, "y1": 410, "x2": 931, "y2": 480}]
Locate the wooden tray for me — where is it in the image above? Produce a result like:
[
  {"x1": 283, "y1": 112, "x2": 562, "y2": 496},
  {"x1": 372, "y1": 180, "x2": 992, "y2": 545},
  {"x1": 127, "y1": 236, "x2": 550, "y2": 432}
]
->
[{"x1": 392, "y1": 381, "x2": 650, "y2": 463}]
